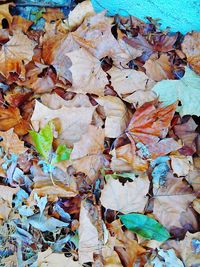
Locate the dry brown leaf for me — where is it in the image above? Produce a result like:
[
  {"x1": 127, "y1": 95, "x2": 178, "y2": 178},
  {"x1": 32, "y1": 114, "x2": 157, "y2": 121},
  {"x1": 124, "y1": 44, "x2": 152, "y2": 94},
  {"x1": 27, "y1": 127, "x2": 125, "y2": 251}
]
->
[
  {"x1": 0, "y1": 3, "x2": 13, "y2": 28},
  {"x1": 108, "y1": 220, "x2": 146, "y2": 267},
  {"x1": 42, "y1": 8, "x2": 65, "y2": 23},
  {"x1": 64, "y1": 0, "x2": 95, "y2": 30},
  {"x1": 71, "y1": 125, "x2": 104, "y2": 159},
  {"x1": 0, "y1": 128, "x2": 27, "y2": 154},
  {"x1": 192, "y1": 198, "x2": 200, "y2": 214},
  {"x1": 38, "y1": 247, "x2": 82, "y2": 267},
  {"x1": 179, "y1": 232, "x2": 200, "y2": 267},
  {"x1": 73, "y1": 153, "x2": 104, "y2": 182},
  {"x1": 96, "y1": 96, "x2": 130, "y2": 138},
  {"x1": 0, "y1": 106, "x2": 21, "y2": 131},
  {"x1": 144, "y1": 54, "x2": 173, "y2": 81},
  {"x1": 0, "y1": 30, "x2": 36, "y2": 78},
  {"x1": 124, "y1": 90, "x2": 156, "y2": 108},
  {"x1": 74, "y1": 12, "x2": 142, "y2": 66},
  {"x1": 170, "y1": 155, "x2": 193, "y2": 177},
  {"x1": 100, "y1": 176, "x2": 149, "y2": 213},
  {"x1": 78, "y1": 201, "x2": 99, "y2": 264},
  {"x1": 29, "y1": 181, "x2": 77, "y2": 202},
  {"x1": 31, "y1": 100, "x2": 95, "y2": 146},
  {"x1": 153, "y1": 174, "x2": 197, "y2": 230},
  {"x1": 11, "y1": 16, "x2": 33, "y2": 33},
  {"x1": 0, "y1": 185, "x2": 19, "y2": 220},
  {"x1": 182, "y1": 31, "x2": 200, "y2": 74},
  {"x1": 66, "y1": 48, "x2": 108, "y2": 96},
  {"x1": 108, "y1": 67, "x2": 152, "y2": 97},
  {"x1": 41, "y1": 32, "x2": 79, "y2": 80},
  {"x1": 185, "y1": 157, "x2": 200, "y2": 193}
]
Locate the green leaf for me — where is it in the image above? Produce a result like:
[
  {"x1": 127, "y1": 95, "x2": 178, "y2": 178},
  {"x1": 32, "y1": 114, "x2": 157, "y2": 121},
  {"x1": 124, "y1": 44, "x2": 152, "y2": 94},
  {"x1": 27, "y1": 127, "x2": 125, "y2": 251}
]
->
[
  {"x1": 29, "y1": 122, "x2": 53, "y2": 161},
  {"x1": 153, "y1": 67, "x2": 200, "y2": 116},
  {"x1": 52, "y1": 144, "x2": 72, "y2": 164},
  {"x1": 119, "y1": 213, "x2": 170, "y2": 241}
]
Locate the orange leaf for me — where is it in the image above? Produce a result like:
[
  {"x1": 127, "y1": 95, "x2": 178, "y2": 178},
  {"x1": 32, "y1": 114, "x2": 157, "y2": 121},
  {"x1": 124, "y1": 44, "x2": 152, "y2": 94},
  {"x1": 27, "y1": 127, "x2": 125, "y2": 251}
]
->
[{"x1": 0, "y1": 106, "x2": 21, "y2": 131}]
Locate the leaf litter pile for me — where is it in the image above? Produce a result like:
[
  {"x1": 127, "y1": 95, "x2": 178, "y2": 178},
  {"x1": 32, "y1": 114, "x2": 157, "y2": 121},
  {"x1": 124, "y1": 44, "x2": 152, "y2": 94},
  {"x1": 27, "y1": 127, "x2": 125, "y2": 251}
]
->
[{"x1": 0, "y1": 1, "x2": 200, "y2": 266}]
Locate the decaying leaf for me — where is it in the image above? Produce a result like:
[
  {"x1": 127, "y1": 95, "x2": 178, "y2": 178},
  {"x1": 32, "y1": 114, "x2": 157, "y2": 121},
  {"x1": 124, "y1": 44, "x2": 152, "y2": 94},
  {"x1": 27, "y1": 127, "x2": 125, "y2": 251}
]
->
[{"x1": 0, "y1": 106, "x2": 21, "y2": 131}]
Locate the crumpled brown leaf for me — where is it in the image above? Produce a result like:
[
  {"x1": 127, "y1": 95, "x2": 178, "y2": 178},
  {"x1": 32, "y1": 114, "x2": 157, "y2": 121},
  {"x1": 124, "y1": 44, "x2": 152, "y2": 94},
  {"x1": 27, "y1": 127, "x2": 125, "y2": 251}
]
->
[
  {"x1": 0, "y1": 128, "x2": 27, "y2": 154},
  {"x1": 0, "y1": 106, "x2": 21, "y2": 131}
]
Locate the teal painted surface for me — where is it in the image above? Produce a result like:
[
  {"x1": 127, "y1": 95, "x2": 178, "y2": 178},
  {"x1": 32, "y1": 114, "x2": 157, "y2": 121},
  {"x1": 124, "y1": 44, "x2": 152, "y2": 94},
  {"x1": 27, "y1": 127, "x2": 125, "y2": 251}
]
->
[{"x1": 91, "y1": 0, "x2": 200, "y2": 33}]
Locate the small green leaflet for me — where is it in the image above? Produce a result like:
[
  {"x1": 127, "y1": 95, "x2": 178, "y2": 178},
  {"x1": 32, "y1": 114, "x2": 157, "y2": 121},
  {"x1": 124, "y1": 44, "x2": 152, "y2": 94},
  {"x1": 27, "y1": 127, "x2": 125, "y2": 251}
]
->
[
  {"x1": 52, "y1": 144, "x2": 72, "y2": 164},
  {"x1": 119, "y1": 213, "x2": 170, "y2": 241},
  {"x1": 30, "y1": 122, "x2": 53, "y2": 161},
  {"x1": 30, "y1": 122, "x2": 71, "y2": 163}
]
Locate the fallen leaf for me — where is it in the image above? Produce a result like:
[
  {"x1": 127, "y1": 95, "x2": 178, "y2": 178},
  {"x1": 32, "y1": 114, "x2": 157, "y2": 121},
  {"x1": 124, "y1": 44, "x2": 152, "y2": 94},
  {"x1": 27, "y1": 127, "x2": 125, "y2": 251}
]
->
[
  {"x1": 0, "y1": 185, "x2": 19, "y2": 220},
  {"x1": 108, "y1": 66, "x2": 152, "y2": 96},
  {"x1": 38, "y1": 247, "x2": 82, "y2": 266},
  {"x1": 66, "y1": 48, "x2": 108, "y2": 96},
  {"x1": 153, "y1": 67, "x2": 200, "y2": 116},
  {"x1": 144, "y1": 54, "x2": 174, "y2": 81},
  {"x1": 0, "y1": 3, "x2": 13, "y2": 28},
  {"x1": 74, "y1": 12, "x2": 142, "y2": 66},
  {"x1": 0, "y1": 30, "x2": 36, "y2": 78},
  {"x1": 96, "y1": 96, "x2": 130, "y2": 138},
  {"x1": 0, "y1": 128, "x2": 27, "y2": 154},
  {"x1": 119, "y1": 213, "x2": 170, "y2": 241},
  {"x1": 31, "y1": 100, "x2": 95, "y2": 146},
  {"x1": 179, "y1": 232, "x2": 200, "y2": 267},
  {"x1": 153, "y1": 173, "x2": 197, "y2": 230},
  {"x1": 173, "y1": 117, "x2": 198, "y2": 156},
  {"x1": 71, "y1": 125, "x2": 104, "y2": 159},
  {"x1": 170, "y1": 155, "x2": 193, "y2": 177},
  {"x1": 108, "y1": 219, "x2": 146, "y2": 267},
  {"x1": 42, "y1": 8, "x2": 65, "y2": 23},
  {"x1": 0, "y1": 106, "x2": 21, "y2": 131},
  {"x1": 100, "y1": 176, "x2": 149, "y2": 213},
  {"x1": 185, "y1": 157, "x2": 200, "y2": 193},
  {"x1": 124, "y1": 90, "x2": 156, "y2": 108},
  {"x1": 127, "y1": 100, "x2": 181, "y2": 158},
  {"x1": 182, "y1": 31, "x2": 200, "y2": 74},
  {"x1": 78, "y1": 201, "x2": 99, "y2": 264}
]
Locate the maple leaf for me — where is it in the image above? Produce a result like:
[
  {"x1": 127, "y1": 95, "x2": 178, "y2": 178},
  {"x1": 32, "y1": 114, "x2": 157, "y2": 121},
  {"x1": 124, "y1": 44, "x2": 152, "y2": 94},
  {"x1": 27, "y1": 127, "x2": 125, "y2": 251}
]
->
[
  {"x1": 66, "y1": 48, "x2": 108, "y2": 96},
  {"x1": 0, "y1": 128, "x2": 27, "y2": 155},
  {"x1": 108, "y1": 66, "x2": 153, "y2": 97},
  {"x1": 182, "y1": 31, "x2": 200, "y2": 75},
  {"x1": 0, "y1": 3, "x2": 13, "y2": 28},
  {"x1": 144, "y1": 54, "x2": 174, "y2": 81},
  {"x1": 153, "y1": 173, "x2": 198, "y2": 231},
  {"x1": 170, "y1": 155, "x2": 193, "y2": 177},
  {"x1": 0, "y1": 30, "x2": 36, "y2": 78},
  {"x1": 31, "y1": 100, "x2": 95, "y2": 146},
  {"x1": 74, "y1": 12, "x2": 142, "y2": 66},
  {"x1": 100, "y1": 175, "x2": 150, "y2": 213},
  {"x1": 0, "y1": 106, "x2": 21, "y2": 131},
  {"x1": 153, "y1": 67, "x2": 200, "y2": 116},
  {"x1": 127, "y1": 100, "x2": 181, "y2": 158}
]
